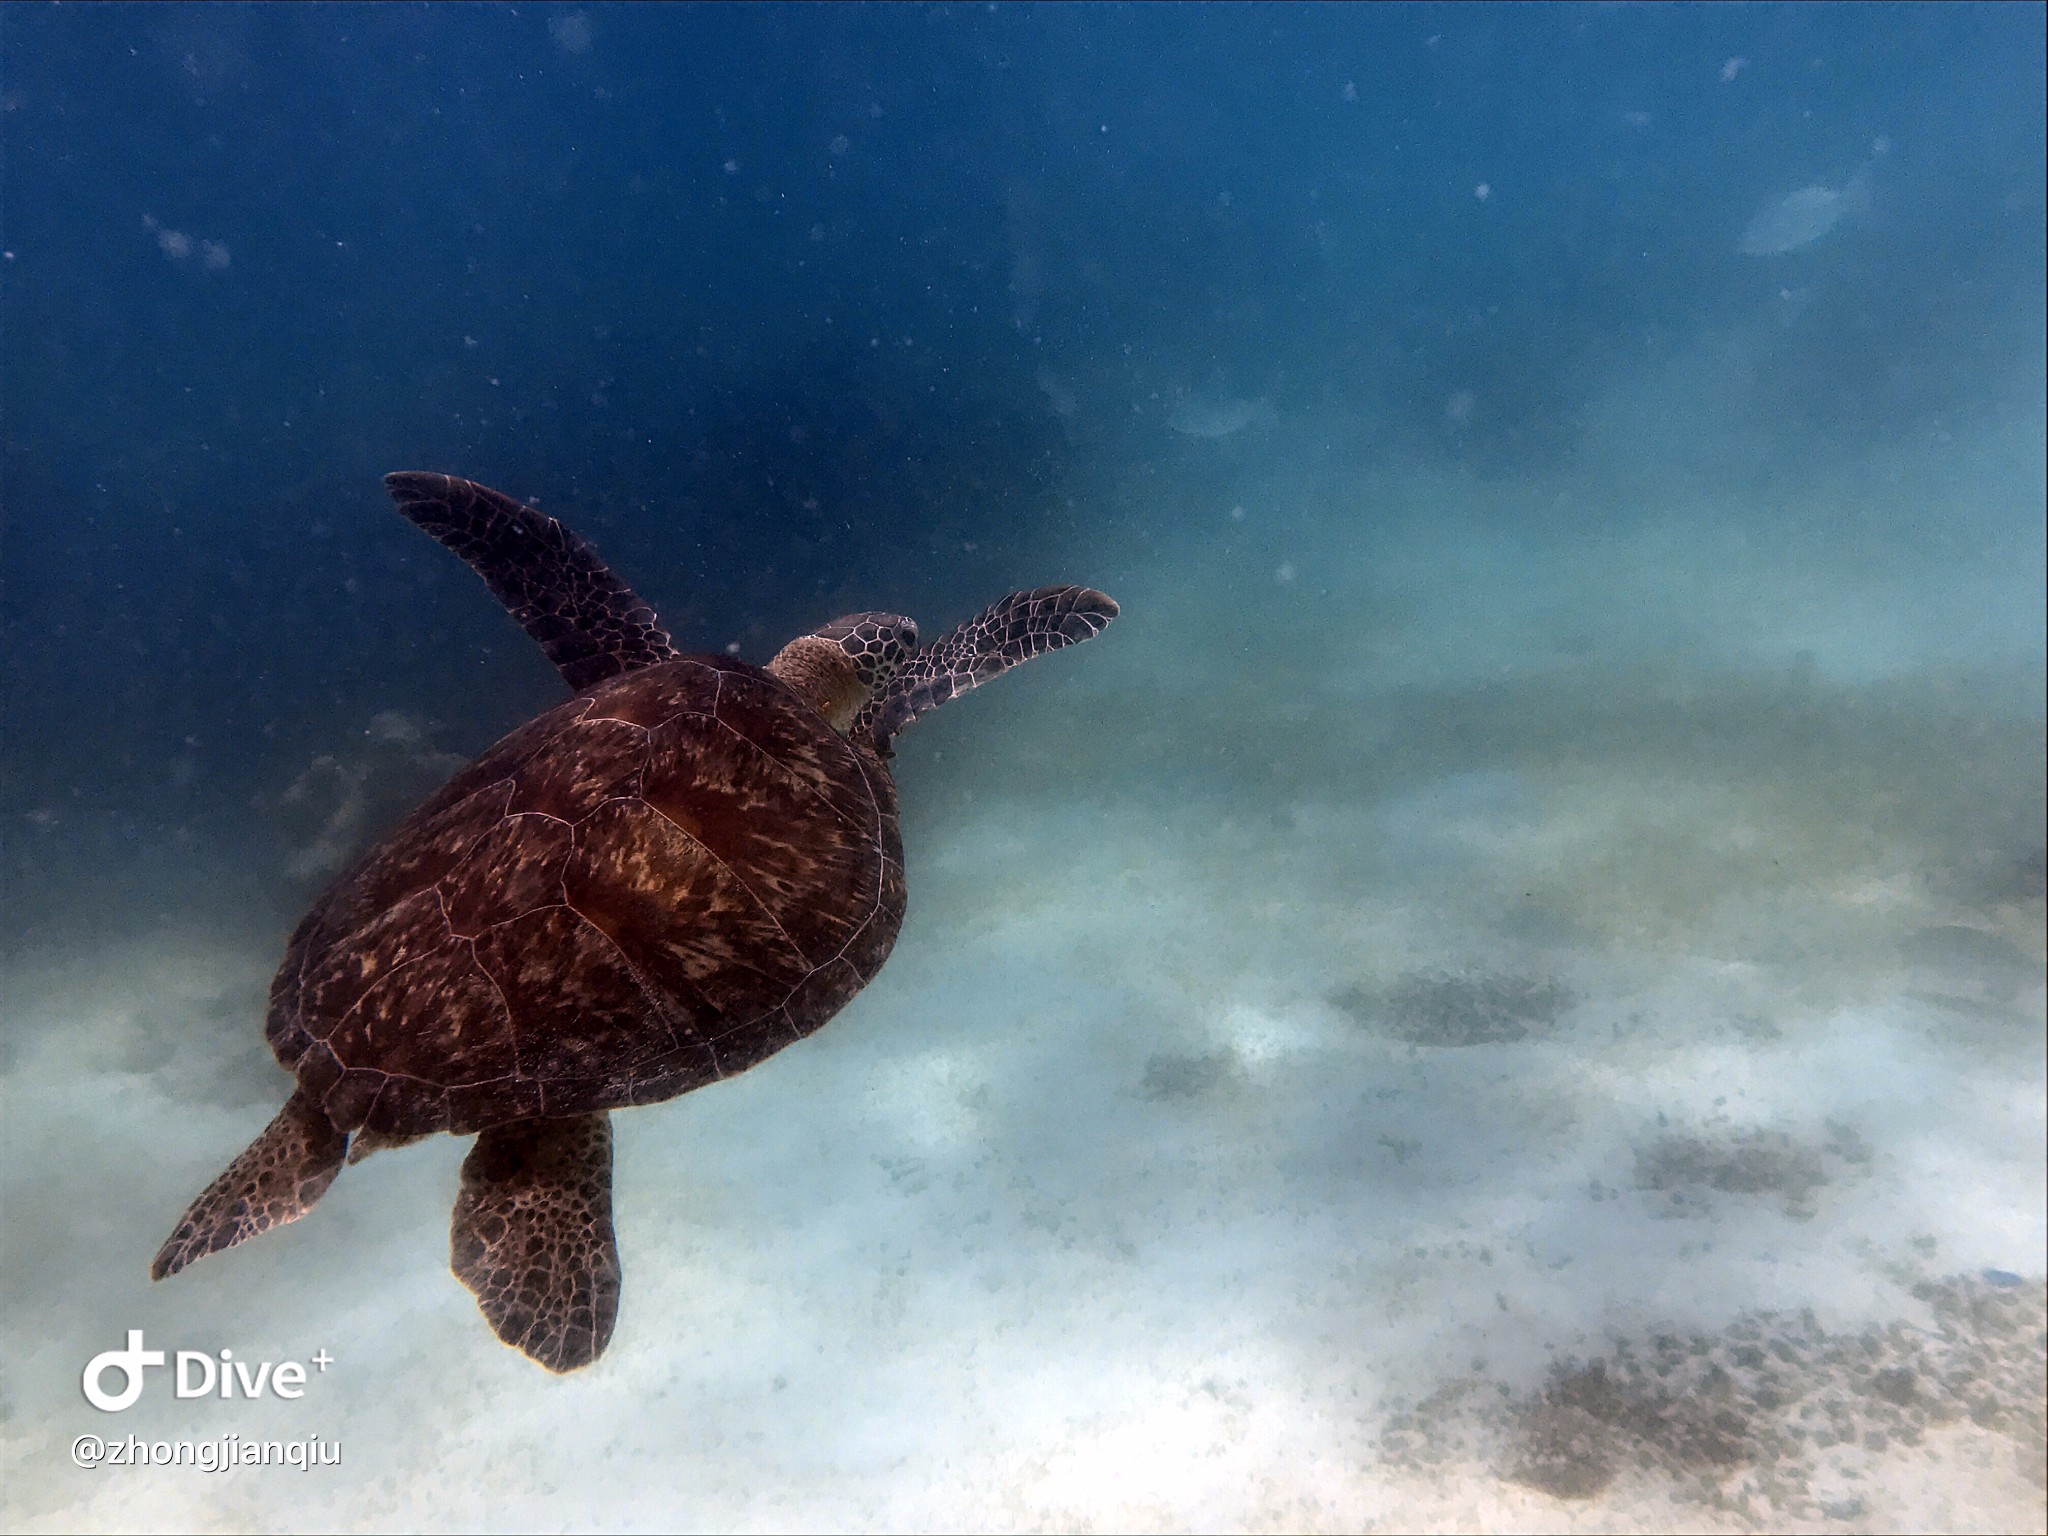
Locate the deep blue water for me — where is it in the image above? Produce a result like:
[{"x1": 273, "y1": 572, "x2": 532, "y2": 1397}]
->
[{"x1": 7, "y1": 4, "x2": 2040, "y2": 913}]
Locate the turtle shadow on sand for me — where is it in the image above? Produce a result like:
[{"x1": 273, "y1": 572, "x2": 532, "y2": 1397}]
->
[{"x1": 150, "y1": 472, "x2": 1118, "y2": 1373}]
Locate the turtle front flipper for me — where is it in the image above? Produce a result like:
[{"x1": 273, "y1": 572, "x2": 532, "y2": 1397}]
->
[
  {"x1": 450, "y1": 1113, "x2": 620, "y2": 1373},
  {"x1": 384, "y1": 472, "x2": 681, "y2": 692},
  {"x1": 151, "y1": 1088, "x2": 348, "y2": 1280},
  {"x1": 854, "y1": 584, "x2": 1119, "y2": 752}
]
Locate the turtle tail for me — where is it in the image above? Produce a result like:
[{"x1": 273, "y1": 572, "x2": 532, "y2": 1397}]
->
[
  {"x1": 150, "y1": 1089, "x2": 348, "y2": 1281},
  {"x1": 852, "y1": 585, "x2": 1118, "y2": 753}
]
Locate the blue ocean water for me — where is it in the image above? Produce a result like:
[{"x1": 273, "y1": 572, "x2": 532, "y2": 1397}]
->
[{"x1": 3, "y1": 4, "x2": 2043, "y2": 1531}]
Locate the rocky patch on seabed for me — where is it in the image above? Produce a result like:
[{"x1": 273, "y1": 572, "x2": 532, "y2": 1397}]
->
[{"x1": 1380, "y1": 1270, "x2": 2047, "y2": 1529}]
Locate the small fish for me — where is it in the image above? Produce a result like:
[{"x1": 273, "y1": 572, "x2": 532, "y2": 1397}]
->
[{"x1": 1167, "y1": 393, "x2": 1274, "y2": 438}]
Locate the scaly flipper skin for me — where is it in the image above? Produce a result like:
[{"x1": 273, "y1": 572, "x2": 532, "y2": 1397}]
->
[
  {"x1": 384, "y1": 472, "x2": 681, "y2": 693},
  {"x1": 150, "y1": 1088, "x2": 348, "y2": 1280},
  {"x1": 854, "y1": 584, "x2": 1120, "y2": 752},
  {"x1": 451, "y1": 1113, "x2": 620, "y2": 1374}
]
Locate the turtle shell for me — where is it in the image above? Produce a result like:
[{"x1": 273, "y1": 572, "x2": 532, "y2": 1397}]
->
[{"x1": 264, "y1": 656, "x2": 905, "y2": 1137}]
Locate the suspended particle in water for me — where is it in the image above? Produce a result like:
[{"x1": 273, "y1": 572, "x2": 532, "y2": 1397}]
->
[{"x1": 549, "y1": 11, "x2": 593, "y2": 54}]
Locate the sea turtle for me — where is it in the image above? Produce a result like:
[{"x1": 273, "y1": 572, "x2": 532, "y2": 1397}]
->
[{"x1": 152, "y1": 472, "x2": 1118, "y2": 1372}]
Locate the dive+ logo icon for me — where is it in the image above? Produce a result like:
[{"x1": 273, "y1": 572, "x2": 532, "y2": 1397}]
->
[{"x1": 82, "y1": 1331, "x2": 333, "y2": 1412}]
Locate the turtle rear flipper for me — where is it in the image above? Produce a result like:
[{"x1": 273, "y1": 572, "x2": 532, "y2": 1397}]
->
[
  {"x1": 384, "y1": 472, "x2": 681, "y2": 692},
  {"x1": 855, "y1": 584, "x2": 1119, "y2": 752},
  {"x1": 151, "y1": 1088, "x2": 348, "y2": 1280},
  {"x1": 451, "y1": 1113, "x2": 620, "y2": 1373}
]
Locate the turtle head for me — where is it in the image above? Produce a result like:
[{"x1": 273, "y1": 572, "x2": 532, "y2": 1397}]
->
[
  {"x1": 765, "y1": 611, "x2": 919, "y2": 734},
  {"x1": 811, "y1": 611, "x2": 920, "y2": 690}
]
